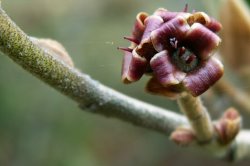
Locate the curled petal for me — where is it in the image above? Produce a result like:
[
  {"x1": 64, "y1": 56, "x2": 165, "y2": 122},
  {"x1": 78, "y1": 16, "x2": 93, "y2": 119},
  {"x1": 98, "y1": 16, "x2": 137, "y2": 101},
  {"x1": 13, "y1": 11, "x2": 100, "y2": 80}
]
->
[
  {"x1": 121, "y1": 50, "x2": 148, "y2": 83},
  {"x1": 131, "y1": 12, "x2": 148, "y2": 45},
  {"x1": 150, "y1": 50, "x2": 186, "y2": 86},
  {"x1": 206, "y1": 18, "x2": 222, "y2": 32},
  {"x1": 187, "y1": 12, "x2": 211, "y2": 26},
  {"x1": 135, "y1": 43, "x2": 157, "y2": 61},
  {"x1": 183, "y1": 23, "x2": 221, "y2": 60},
  {"x1": 146, "y1": 77, "x2": 184, "y2": 99},
  {"x1": 136, "y1": 15, "x2": 163, "y2": 60},
  {"x1": 154, "y1": 8, "x2": 189, "y2": 22},
  {"x1": 141, "y1": 15, "x2": 164, "y2": 42},
  {"x1": 154, "y1": 9, "x2": 179, "y2": 22},
  {"x1": 151, "y1": 16, "x2": 191, "y2": 52},
  {"x1": 187, "y1": 12, "x2": 222, "y2": 32},
  {"x1": 121, "y1": 50, "x2": 133, "y2": 83},
  {"x1": 183, "y1": 57, "x2": 224, "y2": 96}
]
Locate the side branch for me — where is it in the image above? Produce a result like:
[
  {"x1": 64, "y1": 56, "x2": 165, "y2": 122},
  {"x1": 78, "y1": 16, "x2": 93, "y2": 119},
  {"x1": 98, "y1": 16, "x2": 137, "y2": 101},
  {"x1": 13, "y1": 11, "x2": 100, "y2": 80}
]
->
[{"x1": 177, "y1": 93, "x2": 214, "y2": 143}]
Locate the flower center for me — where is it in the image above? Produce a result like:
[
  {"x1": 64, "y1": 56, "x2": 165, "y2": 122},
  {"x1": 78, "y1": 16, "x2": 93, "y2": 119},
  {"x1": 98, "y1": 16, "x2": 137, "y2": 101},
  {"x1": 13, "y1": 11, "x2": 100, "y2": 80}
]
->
[{"x1": 172, "y1": 47, "x2": 199, "y2": 72}]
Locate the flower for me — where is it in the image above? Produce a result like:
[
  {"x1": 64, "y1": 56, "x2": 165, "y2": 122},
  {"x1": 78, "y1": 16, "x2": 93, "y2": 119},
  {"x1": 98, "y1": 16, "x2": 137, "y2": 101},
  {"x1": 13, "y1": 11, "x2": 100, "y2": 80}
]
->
[{"x1": 119, "y1": 7, "x2": 224, "y2": 97}]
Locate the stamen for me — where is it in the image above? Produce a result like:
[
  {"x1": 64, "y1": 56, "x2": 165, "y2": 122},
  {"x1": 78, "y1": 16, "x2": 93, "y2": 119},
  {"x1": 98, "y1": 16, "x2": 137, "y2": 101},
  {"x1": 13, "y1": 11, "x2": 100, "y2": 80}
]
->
[
  {"x1": 170, "y1": 37, "x2": 178, "y2": 49},
  {"x1": 178, "y1": 47, "x2": 186, "y2": 57},
  {"x1": 172, "y1": 47, "x2": 199, "y2": 72},
  {"x1": 124, "y1": 36, "x2": 140, "y2": 45},
  {"x1": 117, "y1": 47, "x2": 133, "y2": 52},
  {"x1": 185, "y1": 54, "x2": 195, "y2": 64}
]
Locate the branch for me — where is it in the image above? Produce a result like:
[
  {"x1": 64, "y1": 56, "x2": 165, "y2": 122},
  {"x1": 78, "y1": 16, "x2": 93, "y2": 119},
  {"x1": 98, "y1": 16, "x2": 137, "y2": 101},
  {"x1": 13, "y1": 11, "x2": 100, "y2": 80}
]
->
[
  {"x1": 0, "y1": 7, "x2": 187, "y2": 135},
  {"x1": 0, "y1": 5, "x2": 249, "y2": 161}
]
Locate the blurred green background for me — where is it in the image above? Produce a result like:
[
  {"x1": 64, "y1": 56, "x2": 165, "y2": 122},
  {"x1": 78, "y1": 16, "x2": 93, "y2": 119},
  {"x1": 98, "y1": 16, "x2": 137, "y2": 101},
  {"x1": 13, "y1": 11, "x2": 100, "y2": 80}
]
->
[{"x1": 0, "y1": 0, "x2": 249, "y2": 165}]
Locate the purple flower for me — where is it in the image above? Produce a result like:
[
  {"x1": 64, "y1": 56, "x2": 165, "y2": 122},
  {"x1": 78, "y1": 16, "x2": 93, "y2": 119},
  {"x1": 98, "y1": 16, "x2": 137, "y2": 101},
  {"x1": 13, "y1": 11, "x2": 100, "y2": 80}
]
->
[{"x1": 119, "y1": 7, "x2": 224, "y2": 97}]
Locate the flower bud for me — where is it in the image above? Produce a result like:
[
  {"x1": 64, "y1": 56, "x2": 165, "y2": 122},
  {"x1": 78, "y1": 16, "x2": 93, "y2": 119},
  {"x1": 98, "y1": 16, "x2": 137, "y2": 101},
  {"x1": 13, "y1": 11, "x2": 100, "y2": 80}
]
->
[
  {"x1": 170, "y1": 127, "x2": 196, "y2": 146},
  {"x1": 214, "y1": 108, "x2": 241, "y2": 145}
]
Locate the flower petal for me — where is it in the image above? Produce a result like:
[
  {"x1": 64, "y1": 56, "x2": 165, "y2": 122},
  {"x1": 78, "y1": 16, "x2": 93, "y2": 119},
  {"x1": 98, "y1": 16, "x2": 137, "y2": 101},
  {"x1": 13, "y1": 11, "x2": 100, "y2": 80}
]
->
[
  {"x1": 146, "y1": 77, "x2": 184, "y2": 99},
  {"x1": 206, "y1": 18, "x2": 222, "y2": 32},
  {"x1": 187, "y1": 12, "x2": 210, "y2": 26},
  {"x1": 141, "y1": 15, "x2": 164, "y2": 42},
  {"x1": 187, "y1": 12, "x2": 222, "y2": 32},
  {"x1": 136, "y1": 15, "x2": 163, "y2": 60},
  {"x1": 150, "y1": 50, "x2": 186, "y2": 86},
  {"x1": 183, "y1": 57, "x2": 224, "y2": 96},
  {"x1": 121, "y1": 50, "x2": 148, "y2": 83},
  {"x1": 151, "y1": 16, "x2": 191, "y2": 52},
  {"x1": 135, "y1": 43, "x2": 157, "y2": 61},
  {"x1": 131, "y1": 12, "x2": 148, "y2": 45},
  {"x1": 183, "y1": 23, "x2": 221, "y2": 60},
  {"x1": 154, "y1": 8, "x2": 189, "y2": 22}
]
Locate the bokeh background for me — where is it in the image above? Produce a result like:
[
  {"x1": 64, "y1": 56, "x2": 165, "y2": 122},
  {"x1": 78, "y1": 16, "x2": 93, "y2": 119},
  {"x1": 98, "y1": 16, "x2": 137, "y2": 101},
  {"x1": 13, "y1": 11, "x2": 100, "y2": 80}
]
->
[{"x1": 0, "y1": 0, "x2": 250, "y2": 165}]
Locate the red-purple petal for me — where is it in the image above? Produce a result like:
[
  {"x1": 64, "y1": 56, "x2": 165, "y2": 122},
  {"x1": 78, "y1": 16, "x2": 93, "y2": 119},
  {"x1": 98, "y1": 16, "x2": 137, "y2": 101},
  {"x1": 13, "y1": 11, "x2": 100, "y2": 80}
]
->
[
  {"x1": 206, "y1": 18, "x2": 222, "y2": 32},
  {"x1": 154, "y1": 8, "x2": 189, "y2": 22},
  {"x1": 187, "y1": 12, "x2": 210, "y2": 25},
  {"x1": 121, "y1": 51, "x2": 133, "y2": 83},
  {"x1": 135, "y1": 15, "x2": 163, "y2": 60},
  {"x1": 183, "y1": 23, "x2": 221, "y2": 60},
  {"x1": 150, "y1": 50, "x2": 186, "y2": 86},
  {"x1": 131, "y1": 12, "x2": 148, "y2": 44},
  {"x1": 187, "y1": 12, "x2": 222, "y2": 32},
  {"x1": 146, "y1": 77, "x2": 184, "y2": 99},
  {"x1": 151, "y1": 16, "x2": 191, "y2": 52},
  {"x1": 135, "y1": 43, "x2": 157, "y2": 61},
  {"x1": 141, "y1": 15, "x2": 164, "y2": 42},
  {"x1": 183, "y1": 57, "x2": 224, "y2": 96},
  {"x1": 121, "y1": 50, "x2": 148, "y2": 83}
]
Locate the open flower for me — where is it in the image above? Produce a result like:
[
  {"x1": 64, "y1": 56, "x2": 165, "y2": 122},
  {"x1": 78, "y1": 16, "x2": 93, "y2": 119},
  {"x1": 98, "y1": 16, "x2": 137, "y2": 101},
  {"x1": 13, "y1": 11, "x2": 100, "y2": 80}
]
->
[{"x1": 119, "y1": 7, "x2": 224, "y2": 97}]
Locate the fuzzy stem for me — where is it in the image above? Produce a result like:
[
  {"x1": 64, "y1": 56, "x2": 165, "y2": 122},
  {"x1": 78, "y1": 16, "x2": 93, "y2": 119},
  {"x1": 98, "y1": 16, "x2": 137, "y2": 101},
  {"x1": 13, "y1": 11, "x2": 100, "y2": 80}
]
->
[
  {"x1": 177, "y1": 93, "x2": 214, "y2": 143},
  {"x1": 0, "y1": 7, "x2": 187, "y2": 135}
]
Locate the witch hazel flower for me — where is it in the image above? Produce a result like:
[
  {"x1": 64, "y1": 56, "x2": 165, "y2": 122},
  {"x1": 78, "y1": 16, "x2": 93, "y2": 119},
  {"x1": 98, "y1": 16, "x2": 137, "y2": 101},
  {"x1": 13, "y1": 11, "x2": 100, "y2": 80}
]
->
[{"x1": 119, "y1": 7, "x2": 224, "y2": 97}]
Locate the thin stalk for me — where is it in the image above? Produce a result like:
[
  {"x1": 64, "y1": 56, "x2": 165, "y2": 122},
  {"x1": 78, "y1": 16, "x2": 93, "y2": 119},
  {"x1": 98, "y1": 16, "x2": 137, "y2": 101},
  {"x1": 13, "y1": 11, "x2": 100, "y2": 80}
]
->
[{"x1": 177, "y1": 93, "x2": 214, "y2": 143}]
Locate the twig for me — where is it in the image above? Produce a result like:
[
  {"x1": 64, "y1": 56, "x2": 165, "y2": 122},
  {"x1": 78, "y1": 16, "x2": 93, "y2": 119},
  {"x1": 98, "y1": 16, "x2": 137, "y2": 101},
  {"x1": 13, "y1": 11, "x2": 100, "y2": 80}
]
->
[
  {"x1": 177, "y1": 93, "x2": 214, "y2": 143},
  {"x1": 0, "y1": 7, "x2": 187, "y2": 135},
  {"x1": 0, "y1": 4, "x2": 249, "y2": 161}
]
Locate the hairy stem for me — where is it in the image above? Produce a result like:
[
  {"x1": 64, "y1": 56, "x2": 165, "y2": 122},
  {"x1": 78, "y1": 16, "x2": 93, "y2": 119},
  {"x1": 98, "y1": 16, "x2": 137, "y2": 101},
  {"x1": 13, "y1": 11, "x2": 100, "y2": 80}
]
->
[
  {"x1": 0, "y1": 7, "x2": 187, "y2": 135},
  {"x1": 177, "y1": 93, "x2": 214, "y2": 143}
]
